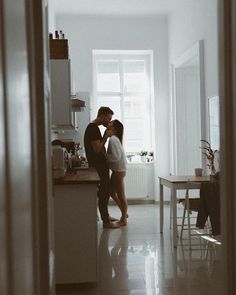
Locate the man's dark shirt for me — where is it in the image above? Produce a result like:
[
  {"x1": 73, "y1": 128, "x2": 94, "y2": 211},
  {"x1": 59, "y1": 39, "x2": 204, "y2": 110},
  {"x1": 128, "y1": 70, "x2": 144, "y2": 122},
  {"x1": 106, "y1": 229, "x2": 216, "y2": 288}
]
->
[{"x1": 84, "y1": 123, "x2": 106, "y2": 167}]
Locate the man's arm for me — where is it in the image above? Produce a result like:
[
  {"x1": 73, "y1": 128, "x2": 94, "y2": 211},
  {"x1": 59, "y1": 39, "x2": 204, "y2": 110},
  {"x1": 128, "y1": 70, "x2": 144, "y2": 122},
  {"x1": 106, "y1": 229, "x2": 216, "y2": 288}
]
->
[{"x1": 91, "y1": 129, "x2": 112, "y2": 153}]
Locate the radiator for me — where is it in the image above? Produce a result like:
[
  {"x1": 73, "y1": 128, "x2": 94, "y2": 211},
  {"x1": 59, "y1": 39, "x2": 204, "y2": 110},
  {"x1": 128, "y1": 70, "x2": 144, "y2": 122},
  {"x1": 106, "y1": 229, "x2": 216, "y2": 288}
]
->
[{"x1": 125, "y1": 164, "x2": 150, "y2": 199}]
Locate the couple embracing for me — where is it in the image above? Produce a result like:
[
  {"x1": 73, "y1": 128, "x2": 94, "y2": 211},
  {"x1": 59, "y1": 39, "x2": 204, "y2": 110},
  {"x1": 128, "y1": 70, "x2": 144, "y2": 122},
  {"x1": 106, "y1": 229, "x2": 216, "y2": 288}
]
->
[{"x1": 84, "y1": 106, "x2": 128, "y2": 229}]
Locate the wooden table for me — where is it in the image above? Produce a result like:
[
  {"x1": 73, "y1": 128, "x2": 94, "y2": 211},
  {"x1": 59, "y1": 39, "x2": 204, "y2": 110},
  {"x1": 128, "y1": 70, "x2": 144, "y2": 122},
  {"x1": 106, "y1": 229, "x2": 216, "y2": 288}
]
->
[{"x1": 159, "y1": 175, "x2": 210, "y2": 247}]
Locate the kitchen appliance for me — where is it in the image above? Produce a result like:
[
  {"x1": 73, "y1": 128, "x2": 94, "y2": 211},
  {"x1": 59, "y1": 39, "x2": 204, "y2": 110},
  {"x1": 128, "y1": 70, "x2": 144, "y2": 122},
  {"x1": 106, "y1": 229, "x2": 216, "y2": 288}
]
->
[{"x1": 52, "y1": 146, "x2": 67, "y2": 179}]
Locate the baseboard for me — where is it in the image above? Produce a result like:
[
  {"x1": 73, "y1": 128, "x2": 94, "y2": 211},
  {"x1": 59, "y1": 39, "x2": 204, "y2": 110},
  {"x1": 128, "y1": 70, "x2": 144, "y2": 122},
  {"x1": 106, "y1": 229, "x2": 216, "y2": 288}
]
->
[{"x1": 109, "y1": 199, "x2": 170, "y2": 205}]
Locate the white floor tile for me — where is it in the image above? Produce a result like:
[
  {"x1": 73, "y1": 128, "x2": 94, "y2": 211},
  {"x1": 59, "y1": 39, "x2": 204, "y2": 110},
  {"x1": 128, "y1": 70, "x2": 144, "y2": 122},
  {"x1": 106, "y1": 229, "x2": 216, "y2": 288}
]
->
[{"x1": 56, "y1": 204, "x2": 222, "y2": 295}]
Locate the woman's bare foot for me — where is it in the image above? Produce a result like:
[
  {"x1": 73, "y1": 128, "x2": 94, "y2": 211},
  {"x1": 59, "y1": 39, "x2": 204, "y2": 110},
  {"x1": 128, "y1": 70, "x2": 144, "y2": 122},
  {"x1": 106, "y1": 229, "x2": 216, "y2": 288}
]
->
[{"x1": 119, "y1": 217, "x2": 127, "y2": 226}]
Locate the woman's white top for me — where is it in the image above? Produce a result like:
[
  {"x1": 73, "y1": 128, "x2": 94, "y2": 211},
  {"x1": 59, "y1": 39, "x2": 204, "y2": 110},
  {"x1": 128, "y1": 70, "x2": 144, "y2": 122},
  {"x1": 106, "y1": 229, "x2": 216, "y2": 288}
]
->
[{"x1": 107, "y1": 135, "x2": 127, "y2": 172}]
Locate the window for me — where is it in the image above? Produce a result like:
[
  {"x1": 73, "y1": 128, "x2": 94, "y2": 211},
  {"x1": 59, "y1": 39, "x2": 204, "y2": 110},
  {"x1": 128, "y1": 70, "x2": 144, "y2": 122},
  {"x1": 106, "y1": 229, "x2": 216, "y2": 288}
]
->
[{"x1": 93, "y1": 51, "x2": 154, "y2": 153}]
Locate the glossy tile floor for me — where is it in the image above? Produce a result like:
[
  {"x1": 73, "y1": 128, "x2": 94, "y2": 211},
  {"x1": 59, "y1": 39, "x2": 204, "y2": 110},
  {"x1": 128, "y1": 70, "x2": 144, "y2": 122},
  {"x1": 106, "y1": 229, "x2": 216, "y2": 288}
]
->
[{"x1": 56, "y1": 204, "x2": 223, "y2": 295}]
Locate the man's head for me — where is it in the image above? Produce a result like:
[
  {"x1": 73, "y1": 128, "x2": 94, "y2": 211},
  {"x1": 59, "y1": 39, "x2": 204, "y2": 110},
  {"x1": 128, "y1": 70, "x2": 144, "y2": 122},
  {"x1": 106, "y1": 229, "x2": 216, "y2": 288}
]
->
[{"x1": 97, "y1": 106, "x2": 114, "y2": 127}]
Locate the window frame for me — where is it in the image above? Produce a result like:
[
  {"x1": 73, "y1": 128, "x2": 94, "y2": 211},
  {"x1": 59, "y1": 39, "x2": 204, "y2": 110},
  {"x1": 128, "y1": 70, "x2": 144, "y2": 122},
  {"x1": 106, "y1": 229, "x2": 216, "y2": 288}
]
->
[{"x1": 92, "y1": 50, "x2": 155, "y2": 154}]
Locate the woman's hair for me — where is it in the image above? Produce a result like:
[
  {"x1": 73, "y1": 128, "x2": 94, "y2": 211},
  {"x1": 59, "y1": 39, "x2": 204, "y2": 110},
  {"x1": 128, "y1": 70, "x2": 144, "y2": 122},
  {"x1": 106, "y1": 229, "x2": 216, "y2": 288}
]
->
[{"x1": 112, "y1": 119, "x2": 124, "y2": 144}]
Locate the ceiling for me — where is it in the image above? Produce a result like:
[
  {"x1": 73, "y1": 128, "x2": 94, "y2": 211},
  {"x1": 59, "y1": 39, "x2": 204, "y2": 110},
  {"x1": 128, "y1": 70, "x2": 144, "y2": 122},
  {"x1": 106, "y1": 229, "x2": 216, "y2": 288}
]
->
[{"x1": 54, "y1": 0, "x2": 187, "y2": 17}]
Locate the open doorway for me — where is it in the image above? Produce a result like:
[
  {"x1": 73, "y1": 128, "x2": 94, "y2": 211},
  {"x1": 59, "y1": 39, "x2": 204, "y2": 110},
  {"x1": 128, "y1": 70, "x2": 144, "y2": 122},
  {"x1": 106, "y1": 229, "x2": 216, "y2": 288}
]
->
[
  {"x1": 171, "y1": 40, "x2": 206, "y2": 175},
  {"x1": 47, "y1": 1, "x2": 231, "y2": 294}
]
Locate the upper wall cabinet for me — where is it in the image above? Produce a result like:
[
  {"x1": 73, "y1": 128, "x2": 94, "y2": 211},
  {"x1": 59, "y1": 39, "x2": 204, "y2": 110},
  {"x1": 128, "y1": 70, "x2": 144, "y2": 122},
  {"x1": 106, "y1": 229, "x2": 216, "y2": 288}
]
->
[{"x1": 50, "y1": 59, "x2": 75, "y2": 129}]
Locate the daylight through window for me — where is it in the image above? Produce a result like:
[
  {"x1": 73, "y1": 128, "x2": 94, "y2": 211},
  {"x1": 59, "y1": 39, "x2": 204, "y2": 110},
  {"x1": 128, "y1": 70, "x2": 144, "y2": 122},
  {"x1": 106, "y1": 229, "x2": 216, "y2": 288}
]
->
[{"x1": 93, "y1": 51, "x2": 154, "y2": 153}]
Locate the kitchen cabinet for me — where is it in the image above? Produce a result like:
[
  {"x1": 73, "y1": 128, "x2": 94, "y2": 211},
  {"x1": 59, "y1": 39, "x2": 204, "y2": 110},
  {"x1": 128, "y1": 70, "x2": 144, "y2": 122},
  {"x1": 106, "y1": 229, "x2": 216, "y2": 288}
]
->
[
  {"x1": 54, "y1": 168, "x2": 100, "y2": 284},
  {"x1": 50, "y1": 59, "x2": 76, "y2": 129}
]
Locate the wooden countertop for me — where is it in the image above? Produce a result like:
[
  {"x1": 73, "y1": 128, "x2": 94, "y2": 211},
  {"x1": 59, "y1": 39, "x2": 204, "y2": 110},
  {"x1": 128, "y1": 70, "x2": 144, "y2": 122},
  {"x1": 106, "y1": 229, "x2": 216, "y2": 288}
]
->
[{"x1": 54, "y1": 167, "x2": 100, "y2": 185}]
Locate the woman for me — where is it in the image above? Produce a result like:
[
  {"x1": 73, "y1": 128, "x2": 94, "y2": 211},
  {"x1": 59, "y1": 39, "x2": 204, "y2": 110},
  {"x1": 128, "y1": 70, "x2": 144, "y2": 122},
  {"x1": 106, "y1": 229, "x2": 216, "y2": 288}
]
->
[{"x1": 107, "y1": 119, "x2": 128, "y2": 226}]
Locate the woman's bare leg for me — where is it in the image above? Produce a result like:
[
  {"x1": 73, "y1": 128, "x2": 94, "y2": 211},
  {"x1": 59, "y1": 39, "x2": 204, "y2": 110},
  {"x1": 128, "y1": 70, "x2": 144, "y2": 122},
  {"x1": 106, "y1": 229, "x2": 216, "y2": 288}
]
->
[
  {"x1": 110, "y1": 172, "x2": 122, "y2": 211},
  {"x1": 114, "y1": 172, "x2": 128, "y2": 225}
]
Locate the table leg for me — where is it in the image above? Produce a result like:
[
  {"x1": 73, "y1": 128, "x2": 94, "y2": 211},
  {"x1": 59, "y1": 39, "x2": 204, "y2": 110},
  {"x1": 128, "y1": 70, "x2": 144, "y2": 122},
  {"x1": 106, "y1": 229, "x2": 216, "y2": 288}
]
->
[
  {"x1": 160, "y1": 182, "x2": 164, "y2": 233},
  {"x1": 172, "y1": 188, "x2": 178, "y2": 248}
]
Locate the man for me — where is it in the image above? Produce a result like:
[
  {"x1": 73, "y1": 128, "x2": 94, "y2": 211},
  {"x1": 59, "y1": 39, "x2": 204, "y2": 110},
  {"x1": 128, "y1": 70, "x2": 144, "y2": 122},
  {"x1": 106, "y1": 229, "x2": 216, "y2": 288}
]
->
[{"x1": 84, "y1": 106, "x2": 120, "y2": 229}]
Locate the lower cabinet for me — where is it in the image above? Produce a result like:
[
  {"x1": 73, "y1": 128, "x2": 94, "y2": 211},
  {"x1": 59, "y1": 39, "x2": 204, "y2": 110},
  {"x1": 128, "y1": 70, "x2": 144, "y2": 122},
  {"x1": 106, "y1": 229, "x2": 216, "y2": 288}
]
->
[{"x1": 54, "y1": 184, "x2": 98, "y2": 284}]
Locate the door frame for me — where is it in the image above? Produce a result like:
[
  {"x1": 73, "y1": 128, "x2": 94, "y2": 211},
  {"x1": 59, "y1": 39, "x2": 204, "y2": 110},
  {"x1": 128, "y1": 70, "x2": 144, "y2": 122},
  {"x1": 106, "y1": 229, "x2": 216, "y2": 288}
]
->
[
  {"x1": 0, "y1": 0, "x2": 53, "y2": 294},
  {"x1": 219, "y1": 0, "x2": 236, "y2": 294}
]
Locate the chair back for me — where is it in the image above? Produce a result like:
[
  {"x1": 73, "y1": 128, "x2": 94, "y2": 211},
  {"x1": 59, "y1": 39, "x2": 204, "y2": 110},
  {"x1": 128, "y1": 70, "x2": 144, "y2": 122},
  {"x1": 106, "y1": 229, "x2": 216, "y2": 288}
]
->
[{"x1": 185, "y1": 182, "x2": 202, "y2": 211}]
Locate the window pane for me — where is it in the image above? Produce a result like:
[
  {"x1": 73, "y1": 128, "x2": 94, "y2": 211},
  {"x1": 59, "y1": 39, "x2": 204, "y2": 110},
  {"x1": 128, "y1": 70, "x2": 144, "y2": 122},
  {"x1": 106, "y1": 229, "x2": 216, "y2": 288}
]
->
[
  {"x1": 123, "y1": 96, "x2": 146, "y2": 117},
  {"x1": 125, "y1": 140, "x2": 143, "y2": 152},
  {"x1": 123, "y1": 61, "x2": 148, "y2": 93},
  {"x1": 124, "y1": 60, "x2": 145, "y2": 73},
  {"x1": 124, "y1": 118, "x2": 143, "y2": 140},
  {"x1": 123, "y1": 118, "x2": 143, "y2": 151},
  {"x1": 94, "y1": 53, "x2": 153, "y2": 153},
  {"x1": 97, "y1": 61, "x2": 120, "y2": 92}
]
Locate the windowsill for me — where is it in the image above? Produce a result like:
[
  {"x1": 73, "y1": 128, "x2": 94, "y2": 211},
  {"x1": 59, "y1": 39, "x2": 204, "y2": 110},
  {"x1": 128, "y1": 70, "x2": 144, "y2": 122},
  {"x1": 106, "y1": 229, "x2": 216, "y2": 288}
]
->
[{"x1": 127, "y1": 161, "x2": 154, "y2": 165}]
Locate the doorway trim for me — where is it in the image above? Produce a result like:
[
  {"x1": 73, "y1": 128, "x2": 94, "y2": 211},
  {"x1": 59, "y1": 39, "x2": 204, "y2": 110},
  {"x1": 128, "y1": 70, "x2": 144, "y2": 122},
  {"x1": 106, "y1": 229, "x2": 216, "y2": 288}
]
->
[
  {"x1": 219, "y1": 0, "x2": 236, "y2": 294},
  {"x1": 170, "y1": 40, "x2": 205, "y2": 175}
]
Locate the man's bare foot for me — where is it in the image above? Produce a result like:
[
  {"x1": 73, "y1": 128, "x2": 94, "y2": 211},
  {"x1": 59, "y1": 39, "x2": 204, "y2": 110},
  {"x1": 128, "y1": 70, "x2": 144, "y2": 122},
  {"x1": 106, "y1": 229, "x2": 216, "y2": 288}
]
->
[{"x1": 103, "y1": 221, "x2": 120, "y2": 229}]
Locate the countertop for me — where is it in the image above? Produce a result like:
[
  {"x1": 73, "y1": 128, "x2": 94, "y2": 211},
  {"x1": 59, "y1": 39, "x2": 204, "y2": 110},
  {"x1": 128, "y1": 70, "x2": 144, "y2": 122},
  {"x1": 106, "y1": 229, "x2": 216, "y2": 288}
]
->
[{"x1": 54, "y1": 167, "x2": 100, "y2": 185}]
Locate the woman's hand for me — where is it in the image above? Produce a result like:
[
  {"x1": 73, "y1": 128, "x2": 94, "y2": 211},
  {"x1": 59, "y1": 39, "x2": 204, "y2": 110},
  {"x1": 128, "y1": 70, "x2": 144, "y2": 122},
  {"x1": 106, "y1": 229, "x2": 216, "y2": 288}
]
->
[{"x1": 104, "y1": 128, "x2": 113, "y2": 139}]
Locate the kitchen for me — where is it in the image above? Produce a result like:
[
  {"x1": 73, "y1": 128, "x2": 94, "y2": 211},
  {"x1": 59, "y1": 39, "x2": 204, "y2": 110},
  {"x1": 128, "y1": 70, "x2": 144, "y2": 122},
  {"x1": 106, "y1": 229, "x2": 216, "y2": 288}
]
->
[
  {"x1": 49, "y1": 5, "x2": 169, "y2": 200},
  {"x1": 2, "y1": 0, "x2": 235, "y2": 294},
  {"x1": 48, "y1": 3, "x2": 170, "y2": 285},
  {"x1": 49, "y1": 25, "x2": 158, "y2": 285},
  {"x1": 48, "y1": 0, "x2": 219, "y2": 201}
]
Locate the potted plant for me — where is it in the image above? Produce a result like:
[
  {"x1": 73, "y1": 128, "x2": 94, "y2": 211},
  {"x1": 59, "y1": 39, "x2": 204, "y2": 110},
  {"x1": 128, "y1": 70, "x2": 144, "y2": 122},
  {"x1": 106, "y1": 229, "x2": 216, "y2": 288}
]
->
[
  {"x1": 200, "y1": 139, "x2": 218, "y2": 176},
  {"x1": 139, "y1": 150, "x2": 148, "y2": 163},
  {"x1": 126, "y1": 153, "x2": 135, "y2": 163},
  {"x1": 148, "y1": 151, "x2": 154, "y2": 162}
]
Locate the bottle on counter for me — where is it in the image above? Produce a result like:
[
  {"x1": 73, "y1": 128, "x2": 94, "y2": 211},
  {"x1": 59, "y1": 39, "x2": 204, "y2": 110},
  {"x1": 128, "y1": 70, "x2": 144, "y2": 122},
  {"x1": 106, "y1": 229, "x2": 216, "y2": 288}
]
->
[
  {"x1": 55, "y1": 30, "x2": 59, "y2": 39},
  {"x1": 59, "y1": 30, "x2": 63, "y2": 39},
  {"x1": 74, "y1": 143, "x2": 80, "y2": 159},
  {"x1": 65, "y1": 150, "x2": 73, "y2": 172}
]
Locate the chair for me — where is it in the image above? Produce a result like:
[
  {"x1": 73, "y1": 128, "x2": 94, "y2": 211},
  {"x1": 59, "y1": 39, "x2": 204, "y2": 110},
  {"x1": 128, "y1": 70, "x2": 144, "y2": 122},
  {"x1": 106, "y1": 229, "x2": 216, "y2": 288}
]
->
[
  {"x1": 196, "y1": 179, "x2": 220, "y2": 236},
  {"x1": 179, "y1": 182, "x2": 211, "y2": 249}
]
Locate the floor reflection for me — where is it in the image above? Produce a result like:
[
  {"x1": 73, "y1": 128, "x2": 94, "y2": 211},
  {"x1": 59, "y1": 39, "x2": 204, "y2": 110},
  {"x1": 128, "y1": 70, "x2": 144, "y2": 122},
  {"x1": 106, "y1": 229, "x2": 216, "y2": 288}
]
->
[
  {"x1": 99, "y1": 229, "x2": 129, "y2": 292},
  {"x1": 56, "y1": 204, "x2": 223, "y2": 295}
]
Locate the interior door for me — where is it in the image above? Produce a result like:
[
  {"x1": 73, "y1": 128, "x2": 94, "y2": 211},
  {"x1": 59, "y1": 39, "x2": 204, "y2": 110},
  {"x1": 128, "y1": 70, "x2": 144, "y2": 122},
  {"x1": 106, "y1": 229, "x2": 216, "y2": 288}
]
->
[{"x1": 175, "y1": 65, "x2": 202, "y2": 175}]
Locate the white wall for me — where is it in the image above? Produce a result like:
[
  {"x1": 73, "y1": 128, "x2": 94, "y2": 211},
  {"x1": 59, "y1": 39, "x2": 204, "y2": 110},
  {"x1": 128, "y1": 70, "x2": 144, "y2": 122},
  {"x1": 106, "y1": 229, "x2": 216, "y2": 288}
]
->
[
  {"x1": 56, "y1": 15, "x2": 170, "y2": 200},
  {"x1": 52, "y1": 1, "x2": 218, "y2": 200},
  {"x1": 169, "y1": 0, "x2": 218, "y2": 134},
  {"x1": 48, "y1": 0, "x2": 56, "y2": 33}
]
